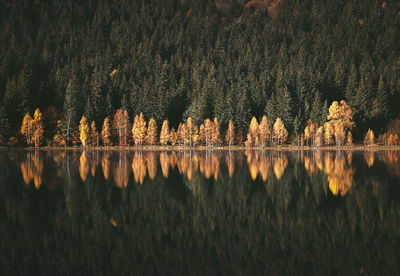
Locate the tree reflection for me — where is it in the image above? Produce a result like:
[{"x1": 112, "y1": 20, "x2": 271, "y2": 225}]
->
[
  {"x1": 113, "y1": 151, "x2": 130, "y2": 188},
  {"x1": 20, "y1": 151, "x2": 43, "y2": 188},
  {"x1": 79, "y1": 151, "x2": 89, "y2": 182},
  {"x1": 132, "y1": 151, "x2": 146, "y2": 184}
]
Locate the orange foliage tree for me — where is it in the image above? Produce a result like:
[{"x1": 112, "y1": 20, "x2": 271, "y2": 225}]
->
[
  {"x1": 273, "y1": 118, "x2": 288, "y2": 145},
  {"x1": 160, "y1": 120, "x2": 170, "y2": 146},
  {"x1": 101, "y1": 117, "x2": 112, "y2": 146},
  {"x1": 32, "y1": 108, "x2": 44, "y2": 147},
  {"x1": 146, "y1": 118, "x2": 158, "y2": 145},
  {"x1": 113, "y1": 109, "x2": 130, "y2": 146},
  {"x1": 326, "y1": 100, "x2": 355, "y2": 146},
  {"x1": 21, "y1": 113, "x2": 33, "y2": 145},
  {"x1": 79, "y1": 116, "x2": 89, "y2": 147},
  {"x1": 364, "y1": 129, "x2": 375, "y2": 146},
  {"x1": 245, "y1": 117, "x2": 259, "y2": 147},
  {"x1": 259, "y1": 115, "x2": 270, "y2": 147},
  {"x1": 132, "y1": 113, "x2": 146, "y2": 146},
  {"x1": 225, "y1": 119, "x2": 235, "y2": 147}
]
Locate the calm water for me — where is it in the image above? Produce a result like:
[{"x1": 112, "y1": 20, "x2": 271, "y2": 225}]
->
[{"x1": 1, "y1": 149, "x2": 400, "y2": 275}]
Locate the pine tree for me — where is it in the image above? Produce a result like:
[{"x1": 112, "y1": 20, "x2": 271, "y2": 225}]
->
[
  {"x1": 32, "y1": 109, "x2": 44, "y2": 147},
  {"x1": 21, "y1": 113, "x2": 33, "y2": 145},
  {"x1": 273, "y1": 118, "x2": 288, "y2": 146},
  {"x1": 79, "y1": 116, "x2": 89, "y2": 147},
  {"x1": 62, "y1": 77, "x2": 80, "y2": 145},
  {"x1": 101, "y1": 118, "x2": 112, "y2": 146},
  {"x1": 160, "y1": 120, "x2": 170, "y2": 146},
  {"x1": 146, "y1": 118, "x2": 157, "y2": 145},
  {"x1": 225, "y1": 120, "x2": 235, "y2": 147}
]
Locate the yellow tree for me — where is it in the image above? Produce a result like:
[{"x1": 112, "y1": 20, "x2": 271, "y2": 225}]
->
[
  {"x1": 113, "y1": 109, "x2": 130, "y2": 146},
  {"x1": 304, "y1": 120, "x2": 318, "y2": 146},
  {"x1": 225, "y1": 120, "x2": 235, "y2": 147},
  {"x1": 211, "y1": 117, "x2": 220, "y2": 146},
  {"x1": 324, "y1": 121, "x2": 335, "y2": 145},
  {"x1": 315, "y1": 127, "x2": 324, "y2": 146},
  {"x1": 259, "y1": 115, "x2": 270, "y2": 147},
  {"x1": 21, "y1": 113, "x2": 33, "y2": 145},
  {"x1": 160, "y1": 120, "x2": 170, "y2": 146},
  {"x1": 187, "y1": 117, "x2": 194, "y2": 146},
  {"x1": 132, "y1": 113, "x2": 147, "y2": 146},
  {"x1": 364, "y1": 129, "x2": 375, "y2": 146},
  {"x1": 273, "y1": 118, "x2": 288, "y2": 146},
  {"x1": 79, "y1": 116, "x2": 89, "y2": 147},
  {"x1": 90, "y1": 121, "x2": 99, "y2": 147},
  {"x1": 346, "y1": 131, "x2": 353, "y2": 146},
  {"x1": 32, "y1": 109, "x2": 44, "y2": 147},
  {"x1": 327, "y1": 100, "x2": 355, "y2": 146},
  {"x1": 101, "y1": 117, "x2": 112, "y2": 146},
  {"x1": 202, "y1": 119, "x2": 213, "y2": 147},
  {"x1": 178, "y1": 123, "x2": 189, "y2": 146},
  {"x1": 169, "y1": 127, "x2": 178, "y2": 145},
  {"x1": 146, "y1": 118, "x2": 158, "y2": 145},
  {"x1": 245, "y1": 117, "x2": 259, "y2": 147}
]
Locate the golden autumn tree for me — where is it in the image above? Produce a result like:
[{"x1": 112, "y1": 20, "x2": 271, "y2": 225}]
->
[
  {"x1": 315, "y1": 127, "x2": 324, "y2": 146},
  {"x1": 273, "y1": 118, "x2": 288, "y2": 145},
  {"x1": 324, "y1": 121, "x2": 335, "y2": 145},
  {"x1": 146, "y1": 118, "x2": 158, "y2": 145},
  {"x1": 187, "y1": 117, "x2": 194, "y2": 146},
  {"x1": 53, "y1": 120, "x2": 67, "y2": 147},
  {"x1": 364, "y1": 129, "x2": 375, "y2": 146},
  {"x1": 21, "y1": 113, "x2": 33, "y2": 145},
  {"x1": 346, "y1": 131, "x2": 353, "y2": 146},
  {"x1": 326, "y1": 100, "x2": 355, "y2": 146},
  {"x1": 90, "y1": 121, "x2": 99, "y2": 147},
  {"x1": 101, "y1": 117, "x2": 112, "y2": 146},
  {"x1": 169, "y1": 127, "x2": 178, "y2": 146},
  {"x1": 259, "y1": 115, "x2": 270, "y2": 147},
  {"x1": 201, "y1": 119, "x2": 213, "y2": 147},
  {"x1": 113, "y1": 109, "x2": 130, "y2": 146},
  {"x1": 132, "y1": 113, "x2": 147, "y2": 146},
  {"x1": 245, "y1": 117, "x2": 259, "y2": 147},
  {"x1": 160, "y1": 120, "x2": 170, "y2": 146},
  {"x1": 79, "y1": 116, "x2": 89, "y2": 147},
  {"x1": 32, "y1": 108, "x2": 44, "y2": 147},
  {"x1": 304, "y1": 120, "x2": 318, "y2": 146},
  {"x1": 211, "y1": 117, "x2": 221, "y2": 146},
  {"x1": 178, "y1": 122, "x2": 189, "y2": 146},
  {"x1": 225, "y1": 120, "x2": 235, "y2": 147}
]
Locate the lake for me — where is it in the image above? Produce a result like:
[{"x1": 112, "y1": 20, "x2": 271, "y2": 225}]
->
[{"x1": 1, "y1": 149, "x2": 400, "y2": 275}]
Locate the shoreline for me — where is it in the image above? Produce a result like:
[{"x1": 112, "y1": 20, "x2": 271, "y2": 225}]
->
[{"x1": 1, "y1": 145, "x2": 400, "y2": 151}]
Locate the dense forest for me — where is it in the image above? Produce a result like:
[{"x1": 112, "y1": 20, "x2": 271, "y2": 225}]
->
[{"x1": 0, "y1": 0, "x2": 399, "y2": 146}]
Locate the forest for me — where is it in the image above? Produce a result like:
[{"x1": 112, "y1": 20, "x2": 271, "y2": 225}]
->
[{"x1": 0, "y1": 0, "x2": 400, "y2": 147}]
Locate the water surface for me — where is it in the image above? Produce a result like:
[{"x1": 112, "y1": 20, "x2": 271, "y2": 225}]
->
[{"x1": 1, "y1": 149, "x2": 400, "y2": 275}]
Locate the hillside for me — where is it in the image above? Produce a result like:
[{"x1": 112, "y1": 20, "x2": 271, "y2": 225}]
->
[{"x1": 0, "y1": 0, "x2": 399, "y2": 144}]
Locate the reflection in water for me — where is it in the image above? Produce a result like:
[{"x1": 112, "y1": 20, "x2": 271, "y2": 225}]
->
[
  {"x1": 114, "y1": 151, "x2": 130, "y2": 188},
  {"x1": 79, "y1": 152, "x2": 89, "y2": 182},
  {"x1": 4, "y1": 149, "x2": 400, "y2": 274},
  {"x1": 20, "y1": 151, "x2": 43, "y2": 189},
  {"x1": 16, "y1": 150, "x2": 398, "y2": 196}
]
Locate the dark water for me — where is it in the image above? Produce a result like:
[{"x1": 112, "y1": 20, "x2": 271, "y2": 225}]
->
[{"x1": 1, "y1": 149, "x2": 400, "y2": 275}]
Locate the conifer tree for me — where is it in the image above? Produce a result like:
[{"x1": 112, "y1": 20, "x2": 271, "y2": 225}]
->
[
  {"x1": 21, "y1": 113, "x2": 33, "y2": 145},
  {"x1": 273, "y1": 118, "x2": 288, "y2": 146},
  {"x1": 160, "y1": 120, "x2": 170, "y2": 146},
  {"x1": 79, "y1": 116, "x2": 89, "y2": 147},
  {"x1": 132, "y1": 113, "x2": 147, "y2": 146},
  {"x1": 32, "y1": 109, "x2": 44, "y2": 148},
  {"x1": 146, "y1": 118, "x2": 157, "y2": 146},
  {"x1": 101, "y1": 118, "x2": 112, "y2": 147},
  {"x1": 225, "y1": 120, "x2": 235, "y2": 147}
]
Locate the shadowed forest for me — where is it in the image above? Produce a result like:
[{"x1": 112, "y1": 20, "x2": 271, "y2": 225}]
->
[{"x1": 1, "y1": 0, "x2": 400, "y2": 147}]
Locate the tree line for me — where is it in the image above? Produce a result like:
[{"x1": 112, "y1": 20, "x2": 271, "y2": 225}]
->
[
  {"x1": 0, "y1": 0, "x2": 399, "y2": 146},
  {"x1": 17, "y1": 99, "x2": 399, "y2": 148}
]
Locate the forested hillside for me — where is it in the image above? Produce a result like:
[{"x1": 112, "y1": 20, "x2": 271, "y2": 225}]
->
[{"x1": 0, "y1": 0, "x2": 399, "y2": 145}]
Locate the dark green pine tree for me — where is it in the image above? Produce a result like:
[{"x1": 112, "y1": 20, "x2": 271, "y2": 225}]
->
[
  {"x1": 235, "y1": 85, "x2": 251, "y2": 131},
  {"x1": 90, "y1": 68, "x2": 105, "y2": 124},
  {"x1": 374, "y1": 75, "x2": 390, "y2": 124},
  {"x1": 293, "y1": 109, "x2": 303, "y2": 141},
  {"x1": 62, "y1": 77, "x2": 81, "y2": 145},
  {"x1": 310, "y1": 89, "x2": 325, "y2": 125},
  {"x1": 345, "y1": 64, "x2": 358, "y2": 108},
  {"x1": 265, "y1": 92, "x2": 277, "y2": 127},
  {"x1": 276, "y1": 84, "x2": 293, "y2": 132},
  {"x1": 17, "y1": 69, "x2": 32, "y2": 117}
]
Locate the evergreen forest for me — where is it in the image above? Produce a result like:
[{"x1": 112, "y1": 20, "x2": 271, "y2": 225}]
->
[{"x1": 0, "y1": 0, "x2": 399, "y2": 146}]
